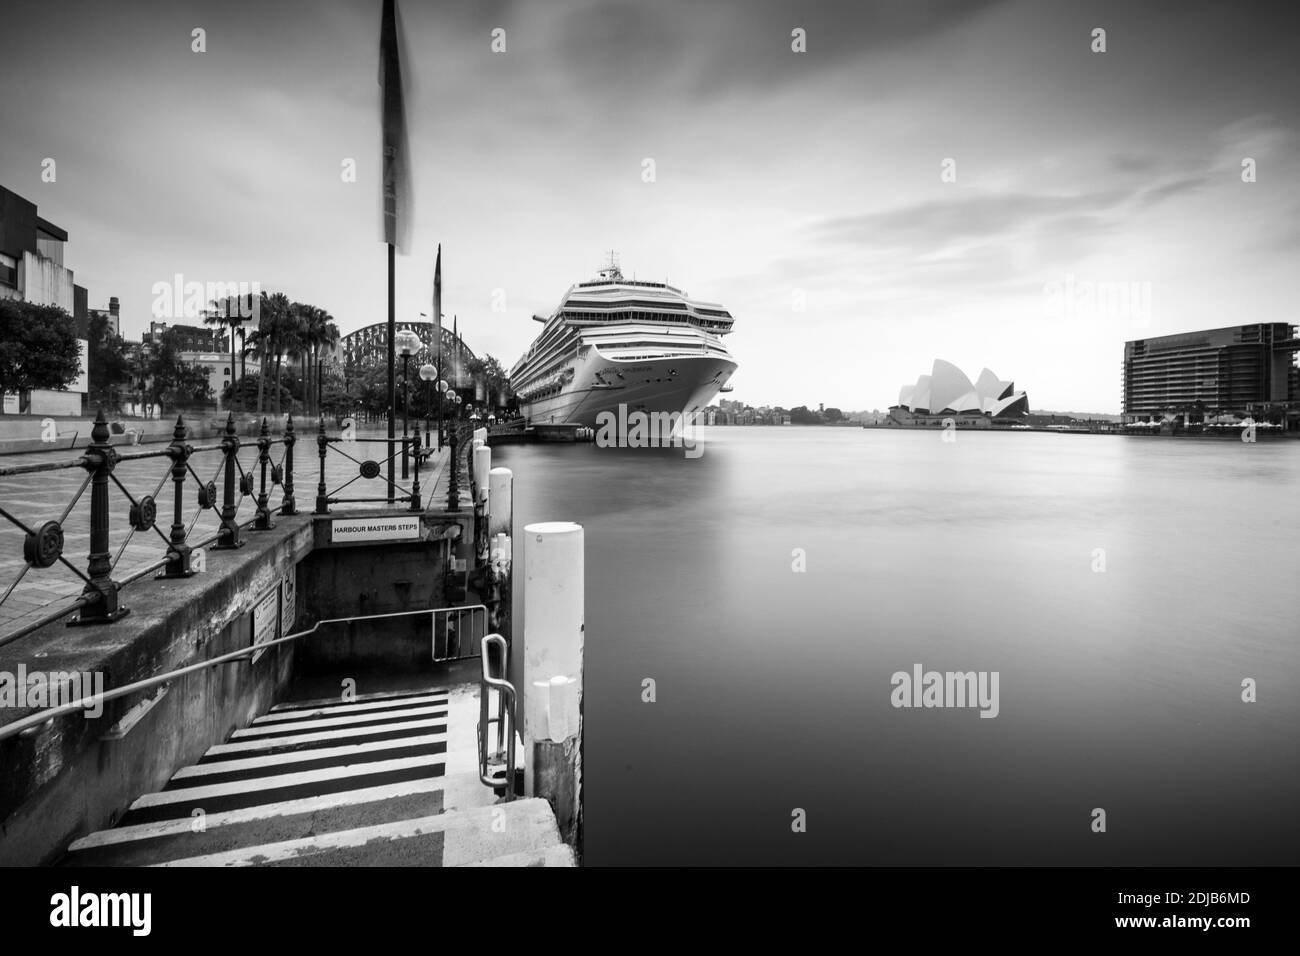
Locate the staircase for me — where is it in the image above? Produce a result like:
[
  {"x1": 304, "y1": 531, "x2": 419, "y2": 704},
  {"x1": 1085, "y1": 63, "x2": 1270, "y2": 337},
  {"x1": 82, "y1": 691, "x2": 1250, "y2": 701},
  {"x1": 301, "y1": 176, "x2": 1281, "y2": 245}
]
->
[{"x1": 62, "y1": 682, "x2": 573, "y2": 867}]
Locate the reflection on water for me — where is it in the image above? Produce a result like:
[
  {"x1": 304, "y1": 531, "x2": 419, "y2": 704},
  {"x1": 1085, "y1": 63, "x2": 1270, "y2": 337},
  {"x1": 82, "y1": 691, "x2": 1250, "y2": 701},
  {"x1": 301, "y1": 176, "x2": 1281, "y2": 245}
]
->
[{"x1": 497, "y1": 428, "x2": 1300, "y2": 866}]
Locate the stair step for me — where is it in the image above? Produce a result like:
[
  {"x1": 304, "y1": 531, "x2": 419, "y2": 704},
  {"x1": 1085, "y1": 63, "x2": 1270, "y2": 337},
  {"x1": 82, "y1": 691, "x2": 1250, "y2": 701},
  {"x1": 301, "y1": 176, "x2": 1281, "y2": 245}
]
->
[
  {"x1": 254, "y1": 693, "x2": 449, "y2": 725},
  {"x1": 462, "y1": 845, "x2": 576, "y2": 867},
  {"x1": 238, "y1": 703, "x2": 448, "y2": 737},
  {"x1": 150, "y1": 799, "x2": 563, "y2": 868},
  {"x1": 63, "y1": 771, "x2": 500, "y2": 867},
  {"x1": 270, "y1": 687, "x2": 448, "y2": 713},
  {"x1": 202, "y1": 716, "x2": 448, "y2": 760},
  {"x1": 168, "y1": 735, "x2": 448, "y2": 789},
  {"x1": 121, "y1": 752, "x2": 469, "y2": 826}
]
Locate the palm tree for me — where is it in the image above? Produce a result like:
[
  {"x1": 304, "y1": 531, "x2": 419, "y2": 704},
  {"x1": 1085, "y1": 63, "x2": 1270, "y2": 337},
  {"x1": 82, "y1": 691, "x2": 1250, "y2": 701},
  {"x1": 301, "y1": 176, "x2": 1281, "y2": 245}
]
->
[
  {"x1": 252, "y1": 292, "x2": 292, "y2": 418},
  {"x1": 300, "y1": 306, "x2": 339, "y2": 418},
  {"x1": 203, "y1": 295, "x2": 250, "y2": 412}
]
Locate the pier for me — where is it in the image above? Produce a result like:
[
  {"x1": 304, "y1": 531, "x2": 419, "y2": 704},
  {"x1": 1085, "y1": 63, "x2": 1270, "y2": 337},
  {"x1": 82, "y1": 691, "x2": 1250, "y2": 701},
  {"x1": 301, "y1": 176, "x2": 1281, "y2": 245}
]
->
[{"x1": 0, "y1": 412, "x2": 584, "y2": 866}]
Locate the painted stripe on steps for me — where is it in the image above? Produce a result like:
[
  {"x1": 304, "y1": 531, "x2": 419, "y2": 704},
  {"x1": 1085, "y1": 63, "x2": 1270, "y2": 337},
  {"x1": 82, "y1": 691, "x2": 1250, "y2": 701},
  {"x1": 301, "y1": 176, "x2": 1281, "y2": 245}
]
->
[
  {"x1": 250, "y1": 691, "x2": 449, "y2": 723},
  {"x1": 119, "y1": 758, "x2": 449, "y2": 826},
  {"x1": 270, "y1": 687, "x2": 448, "y2": 712},
  {"x1": 166, "y1": 737, "x2": 448, "y2": 789},
  {"x1": 232, "y1": 705, "x2": 449, "y2": 738},
  {"x1": 153, "y1": 800, "x2": 558, "y2": 868},
  {"x1": 201, "y1": 718, "x2": 448, "y2": 760},
  {"x1": 66, "y1": 773, "x2": 496, "y2": 854},
  {"x1": 253, "y1": 694, "x2": 449, "y2": 725},
  {"x1": 458, "y1": 845, "x2": 577, "y2": 867}
]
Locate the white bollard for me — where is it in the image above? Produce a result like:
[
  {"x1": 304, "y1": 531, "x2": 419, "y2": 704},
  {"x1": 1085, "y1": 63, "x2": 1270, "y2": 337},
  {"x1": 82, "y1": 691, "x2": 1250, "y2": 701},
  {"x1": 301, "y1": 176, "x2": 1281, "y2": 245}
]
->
[
  {"x1": 522, "y1": 521, "x2": 584, "y2": 848},
  {"x1": 474, "y1": 426, "x2": 488, "y2": 445},
  {"x1": 488, "y1": 467, "x2": 513, "y2": 539},
  {"x1": 473, "y1": 445, "x2": 491, "y2": 506}
]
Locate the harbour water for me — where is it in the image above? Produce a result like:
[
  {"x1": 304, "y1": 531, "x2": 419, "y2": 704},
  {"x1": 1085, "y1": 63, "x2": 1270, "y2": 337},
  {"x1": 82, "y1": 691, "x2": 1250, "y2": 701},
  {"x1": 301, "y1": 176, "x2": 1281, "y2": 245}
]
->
[{"x1": 497, "y1": 427, "x2": 1300, "y2": 866}]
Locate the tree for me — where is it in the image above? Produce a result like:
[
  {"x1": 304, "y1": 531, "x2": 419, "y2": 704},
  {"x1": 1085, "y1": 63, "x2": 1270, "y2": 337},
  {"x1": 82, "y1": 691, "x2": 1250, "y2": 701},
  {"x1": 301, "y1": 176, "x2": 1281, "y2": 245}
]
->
[
  {"x1": 823, "y1": 407, "x2": 844, "y2": 423},
  {"x1": 205, "y1": 293, "x2": 254, "y2": 411},
  {"x1": 147, "y1": 329, "x2": 213, "y2": 410},
  {"x1": 789, "y1": 405, "x2": 820, "y2": 425},
  {"x1": 87, "y1": 311, "x2": 132, "y2": 408},
  {"x1": 0, "y1": 300, "x2": 82, "y2": 411}
]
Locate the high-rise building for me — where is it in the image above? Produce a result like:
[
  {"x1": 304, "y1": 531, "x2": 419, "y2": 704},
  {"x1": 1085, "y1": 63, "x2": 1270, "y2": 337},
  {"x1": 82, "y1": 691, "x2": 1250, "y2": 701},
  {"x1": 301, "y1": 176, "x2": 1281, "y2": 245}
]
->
[{"x1": 1121, "y1": 324, "x2": 1299, "y2": 423}]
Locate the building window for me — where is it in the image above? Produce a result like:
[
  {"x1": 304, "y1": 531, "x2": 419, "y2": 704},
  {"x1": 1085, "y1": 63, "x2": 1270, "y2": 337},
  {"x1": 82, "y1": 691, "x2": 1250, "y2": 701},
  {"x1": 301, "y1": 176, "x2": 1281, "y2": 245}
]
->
[{"x1": 0, "y1": 253, "x2": 16, "y2": 288}]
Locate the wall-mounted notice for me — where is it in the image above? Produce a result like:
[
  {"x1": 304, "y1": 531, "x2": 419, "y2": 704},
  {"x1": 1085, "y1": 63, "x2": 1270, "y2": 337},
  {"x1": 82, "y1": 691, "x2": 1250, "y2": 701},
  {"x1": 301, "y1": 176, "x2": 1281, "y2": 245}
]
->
[
  {"x1": 330, "y1": 516, "x2": 421, "y2": 544},
  {"x1": 250, "y1": 584, "x2": 280, "y2": 664},
  {"x1": 281, "y1": 568, "x2": 297, "y2": 636}
]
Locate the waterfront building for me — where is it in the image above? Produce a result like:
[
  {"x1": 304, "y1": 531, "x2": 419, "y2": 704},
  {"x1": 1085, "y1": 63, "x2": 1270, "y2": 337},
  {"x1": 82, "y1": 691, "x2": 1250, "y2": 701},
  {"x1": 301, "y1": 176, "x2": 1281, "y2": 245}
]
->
[
  {"x1": 144, "y1": 321, "x2": 228, "y2": 353},
  {"x1": 0, "y1": 184, "x2": 88, "y2": 415},
  {"x1": 890, "y1": 359, "x2": 1029, "y2": 425},
  {"x1": 1121, "y1": 324, "x2": 1300, "y2": 427}
]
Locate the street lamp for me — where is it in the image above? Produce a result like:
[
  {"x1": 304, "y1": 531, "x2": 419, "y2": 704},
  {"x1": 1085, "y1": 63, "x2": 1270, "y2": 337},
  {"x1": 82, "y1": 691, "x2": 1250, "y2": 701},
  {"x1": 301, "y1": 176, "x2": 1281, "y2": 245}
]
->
[
  {"x1": 396, "y1": 328, "x2": 421, "y2": 479},
  {"x1": 418, "y1": 362, "x2": 436, "y2": 449}
]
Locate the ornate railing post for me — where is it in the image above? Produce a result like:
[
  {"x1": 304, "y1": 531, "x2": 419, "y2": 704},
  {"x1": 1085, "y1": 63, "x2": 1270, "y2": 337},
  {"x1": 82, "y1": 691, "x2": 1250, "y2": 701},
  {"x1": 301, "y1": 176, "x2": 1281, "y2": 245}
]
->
[
  {"x1": 215, "y1": 411, "x2": 243, "y2": 549},
  {"x1": 254, "y1": 417, "x2": 275, "y2": 530},
  {"x1": 314, "y1": 417, "x2": 330, "y2": 515},
  {"x1": 280, "y1": 415, "x2": 297, "y2": 515},
  {"x1": 409, "y1": 433, "x2": 422, "y2": 512},
  {"x1": 71, "y1": 408, "x2": 129, "y2": 624},
  {"x1": 161, "y1": 414, "x2": 196, "y2": 578},
  {"x1": 446, "y1": 429, "x2": 460, "y2": 513}
]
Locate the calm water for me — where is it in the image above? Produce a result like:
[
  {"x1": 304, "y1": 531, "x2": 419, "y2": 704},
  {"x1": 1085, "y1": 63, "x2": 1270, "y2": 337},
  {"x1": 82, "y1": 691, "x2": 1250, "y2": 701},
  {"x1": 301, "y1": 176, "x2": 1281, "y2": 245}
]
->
[{"x1": 496, "y1": 428, "x2": 1300, "y2": 866}]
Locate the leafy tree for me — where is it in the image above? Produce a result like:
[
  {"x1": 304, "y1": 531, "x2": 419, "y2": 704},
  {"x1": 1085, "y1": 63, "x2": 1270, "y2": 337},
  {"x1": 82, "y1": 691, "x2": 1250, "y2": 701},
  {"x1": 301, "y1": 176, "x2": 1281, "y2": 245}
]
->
[
  {"x1": 0, "y1": 300, "x2": 82, "y2": 411},
  {"x1": 147, "y1": 329, "x2": 213, "y2": 410},
  {"x1": 87, "y1": 311, "x2": 132, "y2": 406},
  {"x1": 789, "y1": 405, "x2": 820, "y2": 425},
  {"x1": 823, "y1": 407, "x2": 844, "y2": 423}
]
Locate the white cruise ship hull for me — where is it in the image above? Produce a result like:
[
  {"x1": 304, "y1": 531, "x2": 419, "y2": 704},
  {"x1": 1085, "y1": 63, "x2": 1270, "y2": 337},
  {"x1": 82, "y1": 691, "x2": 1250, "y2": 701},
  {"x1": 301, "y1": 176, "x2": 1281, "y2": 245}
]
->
[{"x1": 520, "y1": 346, "x2": 736, "y2": 427}]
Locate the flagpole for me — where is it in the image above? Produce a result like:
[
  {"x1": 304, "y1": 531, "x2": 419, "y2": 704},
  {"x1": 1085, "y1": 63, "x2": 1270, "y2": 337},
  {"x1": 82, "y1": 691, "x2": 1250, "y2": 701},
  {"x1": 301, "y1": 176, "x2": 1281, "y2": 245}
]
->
[{"x1": 387, "y1": 241, "x2": 396, "y2": 503}]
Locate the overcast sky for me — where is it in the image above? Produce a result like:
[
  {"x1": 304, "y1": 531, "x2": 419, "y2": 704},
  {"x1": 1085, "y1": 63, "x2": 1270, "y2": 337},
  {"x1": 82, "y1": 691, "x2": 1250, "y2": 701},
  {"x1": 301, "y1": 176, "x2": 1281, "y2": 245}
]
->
[{"x1": 2, "y1": 0, "x2": 1297, "y2": 412}]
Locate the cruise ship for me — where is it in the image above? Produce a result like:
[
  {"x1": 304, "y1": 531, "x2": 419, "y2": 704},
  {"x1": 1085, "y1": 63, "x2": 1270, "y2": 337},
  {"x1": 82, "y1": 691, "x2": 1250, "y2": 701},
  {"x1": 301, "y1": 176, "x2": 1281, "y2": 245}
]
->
[{"x1": 509, "y1": 259, "x2": 737, "y2": 427}]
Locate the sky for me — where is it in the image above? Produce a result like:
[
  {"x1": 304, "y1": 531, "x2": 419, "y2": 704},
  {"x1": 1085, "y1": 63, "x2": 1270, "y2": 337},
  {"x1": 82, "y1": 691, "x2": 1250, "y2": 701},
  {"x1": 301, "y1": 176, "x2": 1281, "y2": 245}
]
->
[{"x1": 2, "y1": 0, "x2": 1298, "y2": 413}]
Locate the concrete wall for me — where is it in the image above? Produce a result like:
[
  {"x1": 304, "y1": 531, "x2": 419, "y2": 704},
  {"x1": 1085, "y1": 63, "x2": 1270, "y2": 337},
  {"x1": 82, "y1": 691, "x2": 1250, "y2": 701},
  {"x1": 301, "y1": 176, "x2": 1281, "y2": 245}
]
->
[
  {"x1": 0, "y1": 516, "x2": 314, "y2": 865},
  {"x1": 295, "y1": 514, "x2": 472, "y2": 672}
]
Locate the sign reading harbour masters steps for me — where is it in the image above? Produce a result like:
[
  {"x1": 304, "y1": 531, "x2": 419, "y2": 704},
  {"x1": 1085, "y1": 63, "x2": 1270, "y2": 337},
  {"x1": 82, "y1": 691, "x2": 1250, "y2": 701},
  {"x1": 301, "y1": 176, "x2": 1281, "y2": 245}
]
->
[{"x1": 330, "y1": 516, "x2": 422, "y2": 544}]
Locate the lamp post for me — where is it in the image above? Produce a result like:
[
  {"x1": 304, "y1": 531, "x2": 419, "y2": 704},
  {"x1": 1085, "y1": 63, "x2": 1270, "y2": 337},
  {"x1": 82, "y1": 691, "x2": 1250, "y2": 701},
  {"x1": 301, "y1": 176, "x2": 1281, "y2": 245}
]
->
[
  {"x1": 396, "y1": 329, "x2": 420, "y2": 480},
  {"x1": 419, "y1": 362, "x2": 436, "y2": 450}
]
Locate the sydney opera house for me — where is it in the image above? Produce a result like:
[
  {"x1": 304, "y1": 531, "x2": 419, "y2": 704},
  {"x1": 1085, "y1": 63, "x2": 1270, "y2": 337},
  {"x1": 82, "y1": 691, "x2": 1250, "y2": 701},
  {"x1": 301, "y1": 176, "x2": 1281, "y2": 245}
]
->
[{"x1": 890, "y1": 360, "x2": 1029, "y2": 424}]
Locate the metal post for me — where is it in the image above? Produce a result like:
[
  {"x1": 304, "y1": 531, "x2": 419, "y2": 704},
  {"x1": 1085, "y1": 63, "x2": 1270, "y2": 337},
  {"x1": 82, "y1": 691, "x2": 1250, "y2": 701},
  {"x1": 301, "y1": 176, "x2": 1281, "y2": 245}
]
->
[
  {"x1": 315, "y1": 417, "x2": 330, "y2": 515},
  {"x1": 71, "y1": 408, "x2": 129, "y2": 624},
  {"x1": 447, "y1": 429, "x2": 460, "y2": 513},
  {"x1": 255, "y1": 416, "x2": 274, "y2": 530},
  {"x1": 215, "y1": 412, "x2": 243, "y2": 549},
  {"x1": 410, "y1": 432, "x2": 422, "y2": 512},
  {"x1": 161, "y1": 414, "x2": 195, "y2": 578},
  {"x1": 522, "y1": 521, "x2": 584, "y2": 851},
  {"x1": 402, "y1": 353, "x2": 411, "y2": 480},
  {"x1": 281, "y1": 414, "x2": 297, "y2": 516}
]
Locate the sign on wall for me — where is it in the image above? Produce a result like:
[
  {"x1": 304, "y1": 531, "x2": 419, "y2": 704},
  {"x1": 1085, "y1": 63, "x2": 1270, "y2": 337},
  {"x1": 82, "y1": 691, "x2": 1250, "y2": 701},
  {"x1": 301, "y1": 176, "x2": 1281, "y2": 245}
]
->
[
  {"x1": 250, "y1": 583, "x2": 280, "y2": 664},
  {"x1": 281, "y1": 568, "x2": 297, "y2": 637},
  {"x1": 330, "y1": 516, "x2": 421, "y2": 544}
]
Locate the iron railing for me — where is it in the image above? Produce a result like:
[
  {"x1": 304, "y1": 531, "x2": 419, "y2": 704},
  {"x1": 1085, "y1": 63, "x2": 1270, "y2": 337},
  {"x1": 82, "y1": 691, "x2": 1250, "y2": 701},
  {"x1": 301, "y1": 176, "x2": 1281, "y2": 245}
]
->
[
  {"x1": 0, "y1": 410, "x2": 297, "y2": 646},
  {"x1": 431, "y1": 602, "x2": 489, "y2": 662},
  {"x1": 478, "y1": 633, "x2": 517, "y2": 799},
  {"x1": 312, "y1": 424, "x2": 422, "y2": 513}
]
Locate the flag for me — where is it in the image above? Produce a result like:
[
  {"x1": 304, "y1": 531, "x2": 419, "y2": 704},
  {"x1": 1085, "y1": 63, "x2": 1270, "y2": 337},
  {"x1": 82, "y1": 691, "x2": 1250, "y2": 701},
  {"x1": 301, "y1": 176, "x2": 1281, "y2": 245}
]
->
[
  {"x1": 379, "y1": 0, "x2": 412, "y2": 252},
  {"x1": 433, "y1": 243, "x2": 442, "y2": 371}
]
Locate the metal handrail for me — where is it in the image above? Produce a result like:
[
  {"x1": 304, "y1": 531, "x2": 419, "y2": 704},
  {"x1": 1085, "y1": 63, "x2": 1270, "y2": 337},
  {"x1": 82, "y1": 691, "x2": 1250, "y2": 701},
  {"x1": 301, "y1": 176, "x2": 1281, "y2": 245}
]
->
[
  {"x1": 478, "y1": 633, "x2": 516, "y2": 799},
  {"x1": 0, "y1": 603, "x2": 490, "y2": 744}
]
